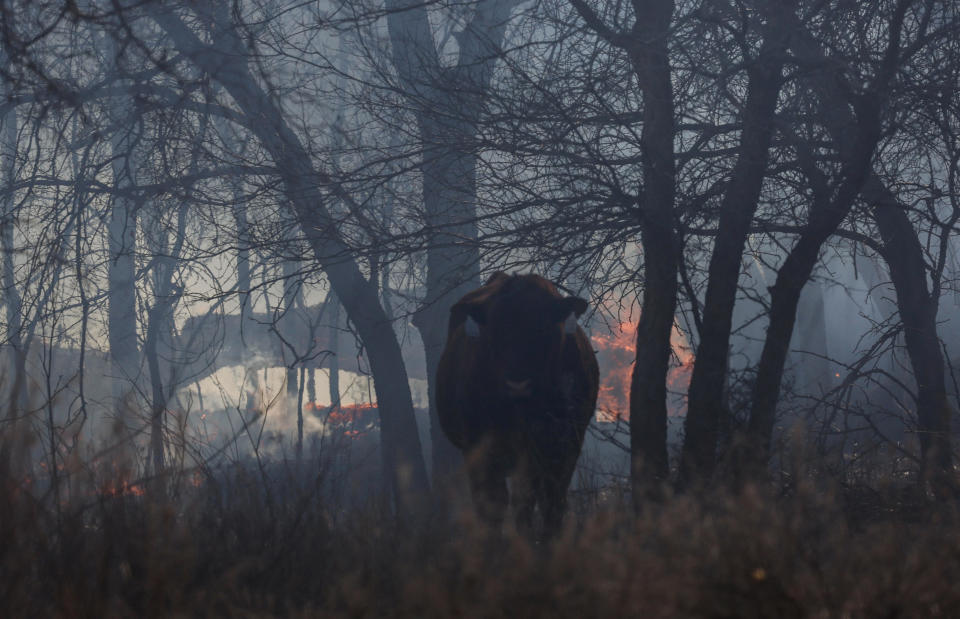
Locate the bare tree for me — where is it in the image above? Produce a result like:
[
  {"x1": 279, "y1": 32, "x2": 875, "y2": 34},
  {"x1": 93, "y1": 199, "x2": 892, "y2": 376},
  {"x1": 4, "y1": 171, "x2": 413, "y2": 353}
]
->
[{"x1": 151, "y1": 3, "x2": 430, "y2": 508}]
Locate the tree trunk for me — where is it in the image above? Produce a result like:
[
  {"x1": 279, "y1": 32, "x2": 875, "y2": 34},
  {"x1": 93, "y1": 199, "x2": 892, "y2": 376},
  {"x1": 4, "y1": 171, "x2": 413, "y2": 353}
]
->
[
  {"x1": 143, "y1": 202, "x2": 189, "y2": 482},
  {"x1": 785, "y1": 7, "x2": 953, "y2": 493},
  {"x1": 327, "y1": 291, "x2": 341, "y2": 409},
  {"x1": 307, "y1": 367, "x2": 316, "y2": 408},
  {"x1": 107, "y1": 112, "x2": 141, "y2": 456},
  {"x1": 744, "y1": 2, "x2": 911, "y2": 478},
  {"x1": 143, "y1": 212, "x2": 167, "y2": 478},
  {"x1": 866, "y1": 178, "x2": 954, "y2": 494},
  {"x1": 744, "y1": 93, "x2": 883, "y2": 476},
  {"x1": 144, "y1": 303, "x2": 167, "y2": 477},
  {"x1": 221, "y1": 111, "x2": 261, "y2": 412},
  {"x1": 385, "y1": 0, "x2": 514, "y2": 482},
  {"x1": 623, "y1": 0, "x2": 678, "y2": 500},
  {"x1": 680, "y1": 9, "x2": 791, "y2": 485},
  {"x1": 281, "y1": 257, "x2": 302, "y2": 457},
  {"x1": 0, "y1": 91, "x2": 24, "y2": 413},
  {"x1": 409, "y1": 140, "x2": 478, "y2": 481},
  {"x1": 96, "y1": 22, "x2": 145, "y2": 462},
  {"x1": 745, "y1": 195, "x2": 867, "y2": 476},
  {"x1": 0, "y1": 64, "x2": 27, "y2": 477}
]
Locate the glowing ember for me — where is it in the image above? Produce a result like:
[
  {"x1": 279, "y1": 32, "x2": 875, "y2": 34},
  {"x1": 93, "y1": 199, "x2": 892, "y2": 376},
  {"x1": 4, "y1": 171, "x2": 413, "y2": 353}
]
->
[
  {"x1": 312, "y1": 402, "x2": 378, "y2": 438},
  {"x1": 99, "y1": 477, "x2": 146, "y2": 498}
]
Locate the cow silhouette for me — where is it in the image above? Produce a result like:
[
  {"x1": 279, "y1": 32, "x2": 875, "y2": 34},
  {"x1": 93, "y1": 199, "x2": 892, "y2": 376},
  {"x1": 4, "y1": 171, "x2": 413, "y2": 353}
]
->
[{"x1": 437, "y1": 272, "x2": 600, "y2": 537}]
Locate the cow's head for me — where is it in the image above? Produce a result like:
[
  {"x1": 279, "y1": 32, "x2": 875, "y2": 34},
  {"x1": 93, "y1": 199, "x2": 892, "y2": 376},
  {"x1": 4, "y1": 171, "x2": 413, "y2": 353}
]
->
[{"x1": 455, "y1": 274, "x2": 588, "y2": 400}]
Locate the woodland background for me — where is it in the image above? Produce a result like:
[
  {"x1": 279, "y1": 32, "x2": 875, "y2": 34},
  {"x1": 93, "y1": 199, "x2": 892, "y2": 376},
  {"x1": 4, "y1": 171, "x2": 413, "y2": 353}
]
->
[{"x1": 2, "y1": 1, "x2": 960, "y2": 615}]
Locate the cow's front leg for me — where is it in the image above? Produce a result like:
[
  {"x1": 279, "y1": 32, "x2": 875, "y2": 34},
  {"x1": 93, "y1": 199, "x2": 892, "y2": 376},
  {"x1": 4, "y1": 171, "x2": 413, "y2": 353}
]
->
[
  {"x1": 537, "y1": 473, "x2": 568, "y2": 541},
  {"x1": 511, "y1": 457, "x2": 537, "y2": 538},
  {"x1": 536, "y1": 421, "x2": 581, "y2": 540},
  {"x1": 467, "y1": 452, "x2": 508, "y2": 531}
]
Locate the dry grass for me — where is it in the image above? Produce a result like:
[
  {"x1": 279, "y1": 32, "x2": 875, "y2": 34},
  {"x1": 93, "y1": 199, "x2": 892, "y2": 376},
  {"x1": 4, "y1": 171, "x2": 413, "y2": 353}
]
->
[{"x1": 3, "y1": 443, "x2": 960, "y2": 618}]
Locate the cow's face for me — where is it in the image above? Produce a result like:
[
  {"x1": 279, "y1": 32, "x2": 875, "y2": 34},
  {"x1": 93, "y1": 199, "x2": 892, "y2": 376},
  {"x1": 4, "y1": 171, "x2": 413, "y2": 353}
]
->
[{"x1": 460, "y1": 277, "x2": 587, "y2": 400}]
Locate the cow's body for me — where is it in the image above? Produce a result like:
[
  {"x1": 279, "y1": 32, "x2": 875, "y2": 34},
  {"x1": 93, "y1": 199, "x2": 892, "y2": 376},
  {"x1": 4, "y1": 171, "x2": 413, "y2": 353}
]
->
[{"x1": 436, "y1": 272, "x2": 599, "y2": 537}]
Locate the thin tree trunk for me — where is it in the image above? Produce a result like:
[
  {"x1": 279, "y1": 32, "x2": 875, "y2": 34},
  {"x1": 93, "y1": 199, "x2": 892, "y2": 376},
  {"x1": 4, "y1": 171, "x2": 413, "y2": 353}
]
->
[
  {"x1": 282, "y1": 257, "x2": 301, "y2": 457},
  {"x1": 143, "y1": 212, "x2": 168, "y2": 478},
  {"x1": 0, "y1": 89, "x2": 24, "y2": 413},
  {"x1": 0, "y1": 59, "x2": 27, "y2": 477},
  {"x1": 297, "y1": 365, "x2": 306, "y2": 461},
  {"x1": 327, "y1": 291, "x2": 340, "y2": 409},
  {"x1": 307, "y1": 367, "x2": 316, "y2": 408},
  {"x1": 144, "y1": 305, "x2": 167, "y2": 476},
  {"x1": 143, "y1": 202, "x2": 189, "y2": 482}
]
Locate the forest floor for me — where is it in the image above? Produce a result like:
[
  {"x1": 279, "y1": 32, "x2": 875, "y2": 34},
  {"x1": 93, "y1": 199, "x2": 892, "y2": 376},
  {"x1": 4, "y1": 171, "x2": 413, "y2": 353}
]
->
[{"x1": 3, "y1": 451, "x2": 960, "y2": 618}]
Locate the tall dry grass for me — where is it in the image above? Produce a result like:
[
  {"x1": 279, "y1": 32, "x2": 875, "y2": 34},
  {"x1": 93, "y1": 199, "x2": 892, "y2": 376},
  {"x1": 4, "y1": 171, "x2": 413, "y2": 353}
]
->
[{"x1": 3, "y1": 405, "x2": 960, "y2": 618}]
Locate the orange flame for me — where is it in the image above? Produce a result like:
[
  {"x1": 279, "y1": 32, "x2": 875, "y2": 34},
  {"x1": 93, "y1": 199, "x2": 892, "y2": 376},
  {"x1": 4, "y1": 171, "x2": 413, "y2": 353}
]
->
[
  {"x1": 322, "y1": 402, "x2": 376, "y2": 424},
  {"x1": 312, "y1": 402, "x2": 378, "y2": 438},
  {"x1": 99, "y1": 477, "x2": 146, "y2": 498},
  {"x1": 591, "y1": 320, "x2": 695, "y2": 422},
  {"x1": 592, "y1": 322, "x2": 636, "y2": 422}
]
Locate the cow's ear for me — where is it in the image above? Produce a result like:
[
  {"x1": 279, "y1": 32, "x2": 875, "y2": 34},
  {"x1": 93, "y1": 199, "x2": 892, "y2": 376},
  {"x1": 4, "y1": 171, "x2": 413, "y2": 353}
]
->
[
  {"x1": 452, "y1": 300, "x2": 488, "y2": 330},
  {"x1": 485, "y1": 271, "x2": 510, "y2": 286},
  {"x1": 462, "y1": 303, "x2": 487, "y2": 337},
  {"x1": 553, "y1": 296, "x2": 588, "y2": 334},
  {"x1": 555, "y1": 296, "x2": 589, "y2": 320},
  {"x1": 467, "y1": 303, "x2": 487, "y2": 325}
]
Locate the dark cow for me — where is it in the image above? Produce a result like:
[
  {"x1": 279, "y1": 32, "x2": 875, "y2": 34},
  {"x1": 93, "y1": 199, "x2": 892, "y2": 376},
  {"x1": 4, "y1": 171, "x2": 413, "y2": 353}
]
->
[{"x1": 437, "y1": 272, "x2": 599, "y2": 537}]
